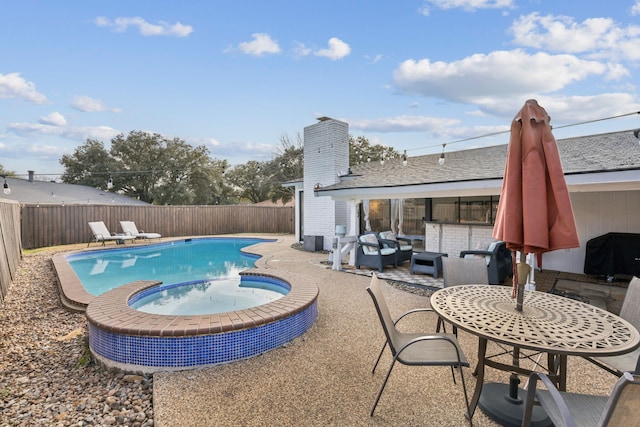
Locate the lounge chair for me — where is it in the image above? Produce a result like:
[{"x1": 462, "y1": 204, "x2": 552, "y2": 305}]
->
[
  {"x1": 584, "y1": 276, "x2": 640, "y2": 376},
  {"x1": 120, "y1": 221, "x2": 162, "y2": 242},
  {"x1": 355, "y1": 233, "x2": 397, "y2": 273},
  {"x1": 366, "y1": 273, "x2": 471, "y2": 422},
  {"x1": 522, "y1": 371, "x2": 640, "y2": 427},
  {"x1": 87, "y1": 221, "x2": 136, "y2": 247},
  {"x1": 378, "y1": 231, "x2": 413, "y2": 264},
  {"x1": 459, "y1": 240, "x2": 513, "y2": 284}
]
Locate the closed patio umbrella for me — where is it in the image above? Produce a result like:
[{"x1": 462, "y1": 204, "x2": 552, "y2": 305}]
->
[
  {"x1": 486, "y1": 99, "x2": 580, "y2": 425},
  {"x1": 493, "y1": 99, "x2": 579, "y2": 309}
]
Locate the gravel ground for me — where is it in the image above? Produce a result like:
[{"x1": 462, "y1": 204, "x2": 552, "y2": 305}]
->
[
  {"x1": 0, "y1": 248, "x2": 154, "y2": 427},
  {"x1": 0, "y1": 238, "x2": 618, "y2": 427}
]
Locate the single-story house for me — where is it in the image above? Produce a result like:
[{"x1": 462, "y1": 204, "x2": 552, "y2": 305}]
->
[
  {"x1": 1, "y1": 171, "x2": 149, "y2": 206},
  {"x1": 288, "y1": 117, "x2": 640, "y2": 276}
]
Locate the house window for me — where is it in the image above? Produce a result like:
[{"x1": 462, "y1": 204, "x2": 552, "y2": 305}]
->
[
  {"x1": 360, "y1": 199, "x2": 426, "y2": 235},
  {"x1": 429, "y1": 196, "x2": 499, "y2": 225}
]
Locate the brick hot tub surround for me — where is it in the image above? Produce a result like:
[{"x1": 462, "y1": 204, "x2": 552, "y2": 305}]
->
[{"x1": 84, "y1": 269, "x2": 319, "y2": 373}]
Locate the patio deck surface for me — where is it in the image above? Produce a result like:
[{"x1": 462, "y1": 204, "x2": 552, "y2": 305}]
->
[{"x1": 153, "y1": 235, "x2": 620, "y2": 427}]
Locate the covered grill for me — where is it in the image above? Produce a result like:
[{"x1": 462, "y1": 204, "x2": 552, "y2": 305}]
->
[{"x1": 584, "y1": 232, "x2": 640, "y2": 279}]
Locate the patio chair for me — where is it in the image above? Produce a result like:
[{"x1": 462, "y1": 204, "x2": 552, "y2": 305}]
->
[
  {"x1": 355, "y1": 233, "x2": 397, "y2": 273},
  {"x1": 437, "y1": 256, "x2": 490, "y2": 336},
  {"x1": 119, "y1": 221, "x2": 162, "y2": 242},
  {"x1": 584, "y1": 276, "x2": 640, "y2": 377},
  {"x1": 378, "y1": 231, "x2": 413, "y2": 265},
  {"x1": 87, "y1": 221, "x2": 136, "y2": 247},
  {"x1": 522, "y1": 371, "x2": 640, "y2": 427},
  {"x1": 366, "y1": 273, "x2": 472, "y2": 422},
  {"x1": 460, "y1": 240, "x2": 513, "y2": 285}
]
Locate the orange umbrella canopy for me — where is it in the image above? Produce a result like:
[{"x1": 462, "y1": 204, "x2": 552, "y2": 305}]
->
[{"x1": 493, "y1": 99, "x2": 579, "y2": 256}]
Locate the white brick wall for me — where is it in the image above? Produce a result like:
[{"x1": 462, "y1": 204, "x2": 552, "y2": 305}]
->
[
  {"x1": 303, "y1": 118, "x2": 349, "y2": 250},
  {"x1": 425, "y1": 223, "x2": 496, "y2": 256}
]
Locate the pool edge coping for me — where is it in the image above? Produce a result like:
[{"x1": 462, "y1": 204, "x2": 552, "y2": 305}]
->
[{"x1": 52, "y1": 236, "x2": 320, "y2": 337}]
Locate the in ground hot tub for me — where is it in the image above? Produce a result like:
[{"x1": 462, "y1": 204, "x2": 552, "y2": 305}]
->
[{"x1": 85, "y1": 271, "x2": 318, "y2": 373}]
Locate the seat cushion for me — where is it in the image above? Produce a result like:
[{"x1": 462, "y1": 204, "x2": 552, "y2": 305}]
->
[
  {"x1": 360, "y1": 234, "x2": 379, "y2": 255},
  {"x1": 379, "y1": 231, "x2": 397, "y2": 241}
]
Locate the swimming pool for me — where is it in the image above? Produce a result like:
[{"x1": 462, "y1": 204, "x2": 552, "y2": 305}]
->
[
  {"x1": 52, "y1": 237, "x2": 319, "y2": 373},
  {"x1": 66, "y1": 237, "x2": 268, "y2": 297}
]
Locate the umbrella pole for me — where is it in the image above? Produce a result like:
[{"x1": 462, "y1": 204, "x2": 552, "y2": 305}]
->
[{"x1": 515, "y1": 252, "x2": 530, "y2": 312}]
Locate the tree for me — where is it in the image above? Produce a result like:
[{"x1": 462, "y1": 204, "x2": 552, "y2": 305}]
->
[
  {"x1": 60, "y1": 140, "x2": 118, "y2": 189},
  {"x1": 349, "y1": 135, "x2": 399, "y2": 166},
  {"x1": 60, "y1": 131, "x2": 228, "y2": 205},
  {"x1": 0, "y1": 165, "x2": 16, "y2": 176},
  {"x1": 265, "y1": 134, "x2": 303, "y2": 204},
  {"x1": 225, "y1": 160, "x2": 271, "y2": 204}
]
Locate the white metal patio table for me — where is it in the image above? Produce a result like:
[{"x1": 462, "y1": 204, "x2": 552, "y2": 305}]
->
[{"x1": 430, "y1": 285, "x2": 640, "y2": 427}]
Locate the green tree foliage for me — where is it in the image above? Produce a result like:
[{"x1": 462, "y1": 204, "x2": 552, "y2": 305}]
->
[
  {"x1": 58, "y1": 131, "x2": 398, "y2": 205},
  {"x1": 265, "y1": 134, "x2": 303, "y2": 204},
  {"x1": 60, "y1": 131, "x2": 228, "y2": 205},
  {"x1": 0, "y1": 165, "x2": 16, "y2": 176},
  {"x1": 225, "y1": 160, "x2": 271, "y2": 204},
  {"x1": 225, "y1": 134, "x2": 303, "y2": 205},
  {"x1": 60, "y1": 139, "x2": 118, "y2": 189},
  {"x1": 349, "y1": 135, "x2": 399, "y2": 166}
]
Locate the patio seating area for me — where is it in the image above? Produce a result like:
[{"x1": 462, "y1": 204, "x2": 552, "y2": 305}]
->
[{"x1": 152, "y1": 236, "x2": 631, "y2": 426}]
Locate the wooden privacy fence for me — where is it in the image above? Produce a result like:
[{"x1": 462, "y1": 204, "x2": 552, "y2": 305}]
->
[
  {"x1": 21, "y1": 204, "x2": 295, "y2": 249},
  {"x1": 0, "y1": 200, "x2": 22, "y2": 306}
]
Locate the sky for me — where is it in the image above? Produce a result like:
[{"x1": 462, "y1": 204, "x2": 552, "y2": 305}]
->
[{"x1": 2, "y1": 0, "x2": 640, "y2": 178}]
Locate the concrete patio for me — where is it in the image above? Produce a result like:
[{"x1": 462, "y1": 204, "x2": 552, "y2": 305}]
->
[{"x1": 153, "y1": 235, "x2": 620, "y2": 426}]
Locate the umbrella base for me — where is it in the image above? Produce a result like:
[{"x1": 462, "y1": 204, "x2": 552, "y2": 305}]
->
[{"x1": 478, "y1": 383, "x2": 551, "y2": 427}]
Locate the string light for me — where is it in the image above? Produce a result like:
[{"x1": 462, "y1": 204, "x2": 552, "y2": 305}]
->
[
  {"x1": 438, "y1": 144, "x2": 446, "y2": 166},
  {"x1": 1, "y1": 175, "x2": 10, "y2": 195},
  {"x1": 407, "y1": 110, "x2": 640, "y2": 156}
]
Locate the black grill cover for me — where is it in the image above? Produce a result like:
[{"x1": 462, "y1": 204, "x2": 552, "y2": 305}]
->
[{"x1": 584, "y1": 232, "x2": 640, "y2": 277}]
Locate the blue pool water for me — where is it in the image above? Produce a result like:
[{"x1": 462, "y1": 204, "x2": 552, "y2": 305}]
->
[
  {"x1": 67, "y1": 237, "x2": 273, "y2": 296},
  {"x1": 129, "y1": 276, "x2": 289, "y2": 315}
]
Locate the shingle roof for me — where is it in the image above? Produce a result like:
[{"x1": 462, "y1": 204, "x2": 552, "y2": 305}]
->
[
  {"x1": 317, "y1": 129, "x2": 640, "y2": 194},
  {"x1": 0, "y1": 178, "x2": 150, "y2": 206}
]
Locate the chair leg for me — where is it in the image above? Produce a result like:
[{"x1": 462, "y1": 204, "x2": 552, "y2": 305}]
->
[
  {"x1": 370, "y1": 357, "x2": 398, "y2": 416},
  {"x1": 457, "y1": 365, "x2": 473, "y2": 426},
  {"x1": 372, "y1": 342, "x2": 387, "y2": 374}
]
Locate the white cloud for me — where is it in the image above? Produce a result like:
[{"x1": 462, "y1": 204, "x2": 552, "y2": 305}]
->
[
  {"x1": 292, "y1": 41, "x2": 312, "y2": 58},
  {"x1": 314, "y1": 37, "x2": 351, "y2": 60},
  {"x1": 365, "y1": 54, "x2": 383, "y2": 64},
  {"x1": 420, "y1": 0, "x2": 514, "y2": 15},
  {"x1": 348, "y1": 115, "x2": 460, "y2": 133},
  {"x1": 94, "y1": 16, "x2": 193, "y2": 37},
  {"x1": 0, "y1": 72, "x2": 48, "y2": 104},
  {"x1": 71, "y1": 95, "x2": 121, "y2": 113},
  {"x1": 632, "y1": 1, "x2": 640, "y2": 15},
  {"x1": 393, "y1": 49, "x2": 608, "y2": 103},
  {"x1": 237, "y1": 33, "x2": 281, "y2": 56},
  {"x1": 8, "y1": 122, "x2": 120, "y2": 141},
  {"x1": 40, "y1": 112, "x2": 67, "y2": 127},
  {"x1": 472, "y1": 93, "x2": 640, "y2": 124},
  {"x1": 510, "y1": 13, "x2": 640, "y2": 61}
]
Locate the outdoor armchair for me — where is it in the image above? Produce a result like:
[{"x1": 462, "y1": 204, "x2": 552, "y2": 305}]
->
[
  {"x1": 355, "y1": 233, "x2": 397, "y2": 273},
  {"x1": 378, "y1": 231, "x2": 413, "y2": 265},
  {"x1": 460, "y1": 240, "x2": 513, "y2": 285},
  {"x1": 584, "y1": 276, "x2": 640, "y2": 377},
  {"x1": 366, "y1": 273, "x2": 472, "y2": 422},
  {"x1": 522, "y1": 371, "x2": 640, "y2": 427}
]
